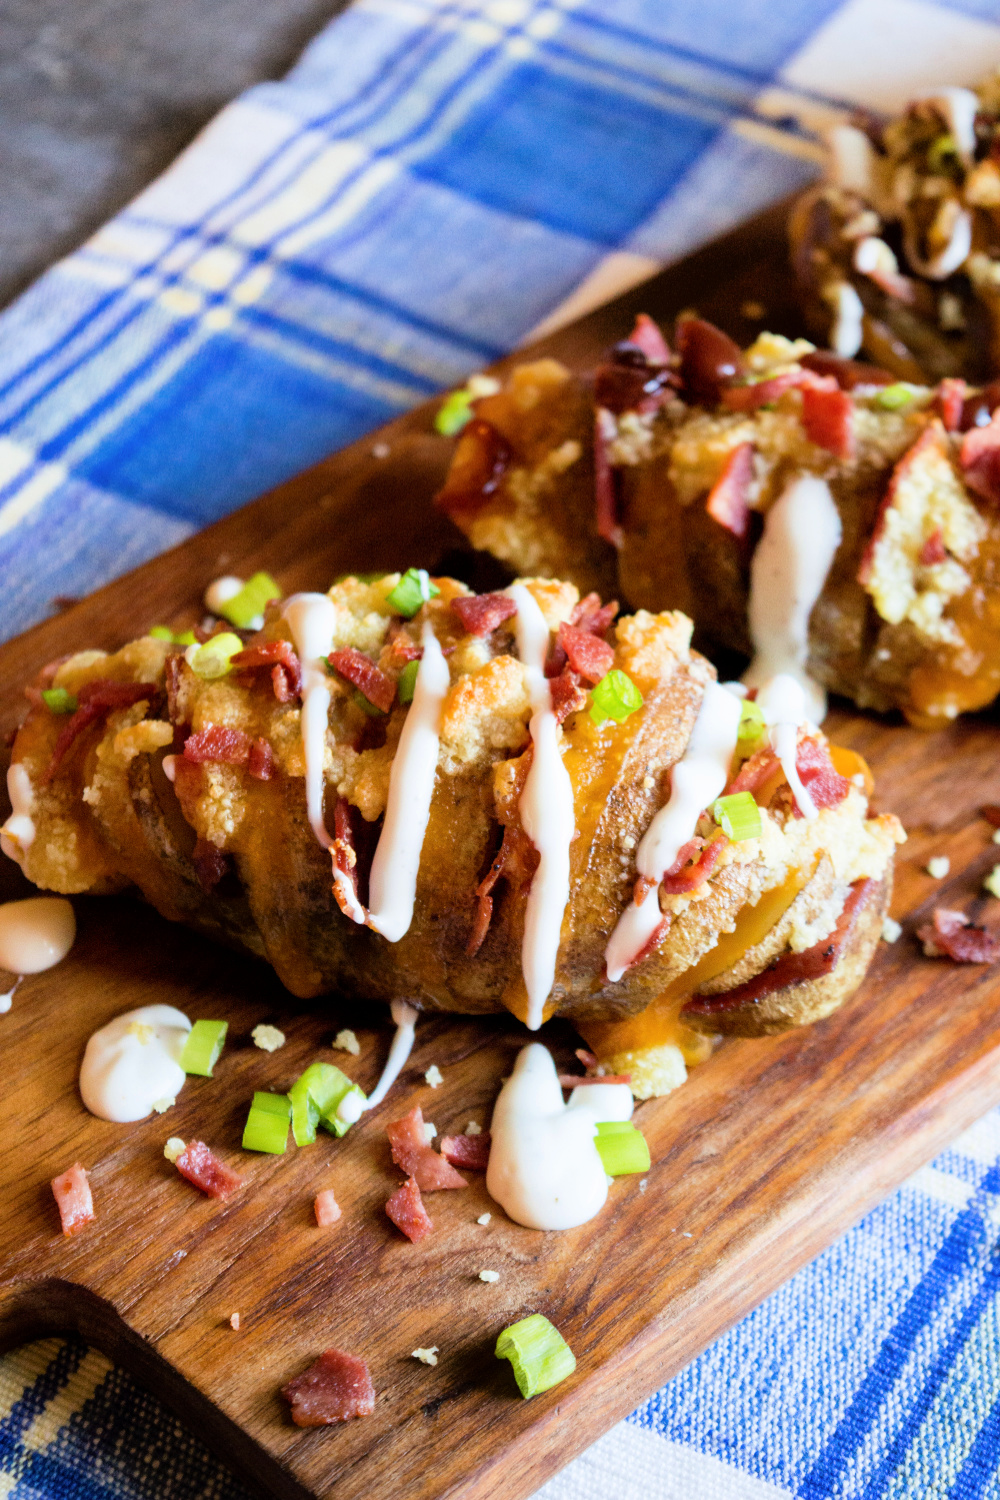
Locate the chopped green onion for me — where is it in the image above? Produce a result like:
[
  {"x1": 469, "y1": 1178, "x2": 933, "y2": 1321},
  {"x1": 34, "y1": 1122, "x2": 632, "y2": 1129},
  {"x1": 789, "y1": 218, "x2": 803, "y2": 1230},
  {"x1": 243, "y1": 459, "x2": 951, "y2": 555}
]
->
[
  {"x1": 736, "y1": 697, "x2": 766, "y2": 749},
  {"x1": 495, "y1": 1314, "x2": 576, "y2": 1399},
  {"x1": 332, "y1": 572, "x2": 387, "y2": 586},
  {"x1": 242, "y1": 1091, "x2": 291, "y2": 1154},
  {"x1": 589, "y1": 669, "x2": 643, "y2": 725},
  {"x1": 185, "y1": 632, "x2": 243, "y2": 679},
  {"x1": 434, "y1": 388, "x2": 475, "y2": 437},
  {"x1": 288, "y1": 1063, "x2": 366, "y2": 1144},
  {"x1": 928, "y1": 132, "x2": 958, "y2": 172},
  {"x1": 385, "y1": 568, "x2": 440, "y2": 619},
  {"x1": 148, "y1": 625, "x2": 175, "y2": 642},
  {"x1": 174, "y1": 629, "x2": 197, "y2": 646},
  {"x1": 179, "y1": 1019, "x2": 229, "y2": 1077},
  {"x1": 352, "y1": 688, "x2": 386, "y2": 718},
  {"x1": 594, "y1": 1124, "x2": 651, "y2": 1177},
  {"x1": 875, "y1": 383, "x2": 918, "y2": 411},
  {"x1": 595, "y1": 1119, "x2": 634, "y2": 1136},
  {"x1": 712, "y1": 790, "x2": 762, "y2": 842},
  {"x1": 217, "y1": 571, "x2": 281, "y2": 629},
  {"x1": 41, "y1": 687, "x2": 78, "y2": 714},
  {"x1": 397, "y1": 659, "x2": 420, "y2": 704}
]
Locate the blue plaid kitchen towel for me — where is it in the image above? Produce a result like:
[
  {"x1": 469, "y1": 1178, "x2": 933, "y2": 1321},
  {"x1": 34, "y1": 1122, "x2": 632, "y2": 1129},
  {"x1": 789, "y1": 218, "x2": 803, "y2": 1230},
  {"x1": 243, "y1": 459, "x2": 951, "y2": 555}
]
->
[{"x1": 5, "y1": 0, "x2": 1000, "y2": 1496}]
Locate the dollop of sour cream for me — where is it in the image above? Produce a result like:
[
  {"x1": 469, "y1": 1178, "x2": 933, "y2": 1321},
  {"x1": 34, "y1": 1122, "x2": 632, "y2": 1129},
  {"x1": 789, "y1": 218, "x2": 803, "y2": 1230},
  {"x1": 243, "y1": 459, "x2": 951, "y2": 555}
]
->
[
  {"x1": 0, "y1": 896, "x2": 76, "y2": 975},
  {"x1": 1, "y1": 763, "x2": 37, "y2": 867},
  {"x1": 486, "y1": 1044, "x2": 633, "y2": 1230},
  {"x1": 80, "y1": 1005, "x2": 191, "y2": 1122}
]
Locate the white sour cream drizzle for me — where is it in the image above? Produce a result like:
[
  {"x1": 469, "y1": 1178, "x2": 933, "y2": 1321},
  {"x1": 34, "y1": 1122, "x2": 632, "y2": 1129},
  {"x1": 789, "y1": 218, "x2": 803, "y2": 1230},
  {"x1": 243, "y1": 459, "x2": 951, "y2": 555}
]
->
[
  {"x1": 743, "y1": 474, "x2": 842, "y2": 725},
  {"x1": 0, "y1": 896, "x2": 76, "y2": 975},
  {"x1": 756, "y1": 674, "x2": 818, "y2": 821},
  {"x1": 1, "y1": 763, "x2": 36, "y2": 867},
  {"x1": 486, "y1": 1044, "x2": 633, "y2": 1230},
  {"x1": 80, "y1": 1004, "x2": 191, "y2": 1122},
  {"x1": 604, "y1": 681, "x2": 742, "y2": 983},
  {"x1": 367, "y1": 622, "x2": 450, "y2": 941},
  {"x1": 283, "y1": 593, "x2": 338, "y2": 850},
  {"x1": 357, "y1": 999, "x2": 419, "y2": 1115},
  {"x1": 508, "y1": 584, "x2": 576, "y2": 1031}
]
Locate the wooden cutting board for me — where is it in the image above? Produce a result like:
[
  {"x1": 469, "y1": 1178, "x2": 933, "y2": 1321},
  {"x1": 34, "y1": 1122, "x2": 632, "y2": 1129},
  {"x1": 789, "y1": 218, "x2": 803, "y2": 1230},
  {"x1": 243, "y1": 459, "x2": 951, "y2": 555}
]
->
[{"x1": 3, "y1": 201, "x2": 1000, "y2": 1500}]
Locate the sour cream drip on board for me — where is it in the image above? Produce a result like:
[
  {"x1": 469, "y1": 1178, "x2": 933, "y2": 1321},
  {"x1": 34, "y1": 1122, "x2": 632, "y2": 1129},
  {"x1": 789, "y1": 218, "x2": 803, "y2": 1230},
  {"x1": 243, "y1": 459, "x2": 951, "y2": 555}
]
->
[
  {"x1": 508, "y1": 584, "x2": 576, "y2": 1031},
  {"x1": 353, "y1": 999, "x2": 419, "y2": 1116},
  {"x1": 80, "y1": 1005, "x2": 191, "y2": 1122},
  {"x1": 604, "y1": 681, "x2": 742, "y2": 983},
  {"x1": 756, "y1": 673, "x2": 818, "y2": 821},
  {"x1": 743, "y1": 474, "x2": 842, "y2": 725},
  {"x1": 486, "y1": 1044, "x2": 633, "y2": 1230},
  {"x1": 1, "y1": 763, "x2": 36, "y2": 867}
]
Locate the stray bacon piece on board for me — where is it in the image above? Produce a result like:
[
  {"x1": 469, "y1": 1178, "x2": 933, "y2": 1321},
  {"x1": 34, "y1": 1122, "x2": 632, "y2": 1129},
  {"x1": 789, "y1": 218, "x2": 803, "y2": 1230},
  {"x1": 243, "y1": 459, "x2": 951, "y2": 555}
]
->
[
  {"x1": 174, "y1": 1141, "x2": 242, "y2": 1200},
  {"x1": 385, "y1": 1177, "x2": 434, "y2": 1242},
  {"x1": 327, "y1": 649, "x2": 397, "y2": 713},
  {"x1": 386, "y1": 1106, "x2": 467, "y2": 1190},
  {"x1": 557, "y1": 623, "x2": 614, "y2": 684},
  {"x1": 281, "y1": 1348, "x2": 375, "y2": 1427},
  {"x1": 706, "y1": 441, "x2": 754, "y2": 538},
  {"x1": 314, "y1": 1189, "x2": 342, "y2": 1227},
  {"x1": 917, "y1": 907, "x2": 1000, "y2": 964},
  {"x1": 51, "y1": 1162, "x2": 94, "y2": 1236},
  {"x1": 43, "y1": 680, "x2": 160, "y2": 784},
  {"x1": 439, "y1": 1132, "x2": 492, "y2": 1171},
  {"x1": 450, "y1": 592, "x2": 518, "y2": 636}
]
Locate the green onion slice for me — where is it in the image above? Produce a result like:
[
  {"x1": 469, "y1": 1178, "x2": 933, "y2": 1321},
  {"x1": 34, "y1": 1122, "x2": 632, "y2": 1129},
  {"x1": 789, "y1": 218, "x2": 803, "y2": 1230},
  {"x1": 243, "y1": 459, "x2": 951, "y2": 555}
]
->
[
  {"x1": 242, "y1": 1091, "x2": 291, "y2": 1154},
  {"x1": 352, "y1": 688, "x2": 386, "y2": 718},
  {"x1": 495, "y1": 1314, "x2": 576, "y2": 1399},
  {"x1": 217, "y1": 572, "x2": 281, "y2": 630},
  {"x1": 736, "y1": 698, "x2": 766, "y2": 749},
  {"x1": 434, "y1": 388, "x2": 475, "y2": 437},
  {"x1": 41, "y1": 687, "x2": 78, "y2": 715},
  {"x1": 332, "y1": 572, "x2": 387, "y2": 586},
  {"x1": 589, "y1": 669, "x2": 643, "y2": 725},
  {"x1": 594, "y1": 1124, "x2": 651, "y2": 1177},
  {"x1": 595, "y1": 1119, "x2": 634, "y2": 1136},
  {"x1": 875, "y1": 383, "x2": 918, "y2": 411},
  {"x1": 185, "y1": 632, "x2": 243, "y2": 679},
  {"x1": 385, "y1": 568, "x2": 440, "y2": 619},
  {"x1": 174, "y1": 629, "x2": 197, "y2": 646},
  {"x1": 179, "y1": 1019, "x2": 229, "y2": 1077},
  {"x1": 288, "y1": 1063, "x2": 366, "y2": 1144},
  {"x1": 397, "y1": 659, "x2": 420, "y2": 705},
  {"x1": 148, "y1": 625, "x2": 175, "y2": 642},
  {"x1": 712, "y1": 790, "x2": 762, "y2": 842}
]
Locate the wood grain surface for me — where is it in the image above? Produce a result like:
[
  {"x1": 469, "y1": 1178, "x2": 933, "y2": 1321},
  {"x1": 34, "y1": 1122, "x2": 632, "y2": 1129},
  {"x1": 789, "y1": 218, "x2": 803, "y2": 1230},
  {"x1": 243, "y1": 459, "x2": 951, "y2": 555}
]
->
[{"x1": 3, "y1": 200, "x2": 1000, "y2": 1500}]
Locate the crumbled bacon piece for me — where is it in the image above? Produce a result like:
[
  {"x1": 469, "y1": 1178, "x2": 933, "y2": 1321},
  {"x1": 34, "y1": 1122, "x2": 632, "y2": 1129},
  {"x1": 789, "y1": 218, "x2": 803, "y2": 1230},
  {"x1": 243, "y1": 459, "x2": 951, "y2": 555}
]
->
[
  {"x1": 724, "y1": 746, "x2": 781, "y2": 798},
  {"x1": 549, "y1": 669, "x2": 587, "y2": 724},
  {"x1": 575, "y1": 1047, "x2": 600, "y2": 1070},
  {"x1": 332, "y1": 798, "x2": 364, "y2": 921},
  {"x1": 937, "y1": 379, "x2": 966, "y2": 433},
  {"x1": 450, "y1": 592, "x2": 517, "y2": 636},
  {"x1": 593, "y1": 320, "x2": 673, "y2": 414},
  {"x1": 800, "y1": 376, "x2": 855, "y2": 460},
  {"x1": 960, "y1": 410, "x2": 1000, "y2": 506},
  {"x1": 720, "y1": 371, "x2": 802, "y2": 412},
  {"x1": 175, "y1": 1141, "x2": 242, "y2": 1200},
  {"x1": 594, "y1": 409, "x2": 622, "y2": 547},
  {"x1": 282, "y1": 1348, "x2": 375, "y2": 1426},
  {"x1": 314, "y1": 1189, "x2": 342, "y2": 1227},
  {"x1": 248, "y1": 737, "x2": 275, "y2": 780},
  {"x1": 386, "y1": 1106, "x2": 467, "y2": 1190},
  {"x1": 435, "y1": 418, "x2": 514, "y2": 519},
  {"x1": 439, "y1": 1133, "x2": 491, "y2": 1171},
  {"x1": 706, "y1": 441, "x2": 754, "y2": 537},
  {"x1": 231, "y1": 638, "x2": 302, "y2": 702},
  {"x1": 917, "y1": 906, "x2": 1000, "y2": 963},
  {"x1": 676, "y1": 317, "x2": 743, "y2": 405},
  {"x1": 328, "y1": 648, "x2": 396, "y2": 713},
  {"x1": 919, "y1": 529, "x2": 947, "y2": 566},
  {"x1": 628, "y1": 312, "x2": 670, "y2": 365},
  {"x1": 183, "y1": 725, "x2": 252, "y2": 765},
  {"x1": 466, "y1": 822, "x2": 535, "y2": 956},
  {"x1": 386, "y1": 620, "x2": 422, "y2": 663},
  {"x1": 660, "y1": 831, "x2": 728, "y2": 895},
  {"x1": 43, "y1": 679, "x2": 160, "y2": 783},
  {"x1": 558, "y1": 623, "x2": 614, "y2": 684},
  {"x1": 192, "y1": 838, "x2": 230, "y2": 893},
  {"x1": 795, "y1": 736, "x2": 851, "y2": 814},
  {"x1": 385, "y1": 1177, "x2": 433, "y2": 1242},
  {"x1": 800, "y1": 352, "x2": 894, "y2": 389},
  {"x1": 51, "y1": 1162, "x2": 94, "y2": 1236},
  {"x1": 570, "y1": 592, "x2": 618, "y2": 637}
]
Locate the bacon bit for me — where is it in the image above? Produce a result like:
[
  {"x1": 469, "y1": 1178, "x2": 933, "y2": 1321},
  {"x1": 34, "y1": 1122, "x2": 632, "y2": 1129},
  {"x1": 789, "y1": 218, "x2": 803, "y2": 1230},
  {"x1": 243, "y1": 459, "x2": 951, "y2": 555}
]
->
[
  {"x1": 628, "y1": 313, "x2": 670, "y2": 364},
  {"x1": 314, "y1": 1189, "x2": 342, "y2": 1227},
  {"x1": 450, "y1": 592, "x2": 518, "y2": 636},
  {"x1": 232, "y1": 639, "x2": 302, "y2": 702},
  {"x1": 466, "y1": 822, "x2": 535, "y2": 955},
  {"x1": 557, "y1": 1073, "x2": 632, "y2": 1087},
  {"x1": 328, "y1": 648, "x2": 396, "y2": 713},
  {"x1": 801, "y1": 376, "x2": 855, "y2": 460},
  {"x1": 571, "y1": 593, "x2": 618, "y2": 637},
  {"x1": 706, "y1": 442, "x2": 754, "y2": 537},
  {"x1": 435, "y1": 418, "x2": 514, "y2": 519},
  {"x1": 439, "y1": 1133, "x2": 491, "y2": 1171},
  {"x1": 248, "y1": 737, "x2": 275, "y2": 780},
  {"x1": 682, "y1": 877, "x2": 876, "y2": 1020},
  {"x1": 800, "y1": 352, "x2": 894, "y2": 389},
  {"x1": 795, "y1": 736, "x2": 851, "y2": 814},
  {"x1": 960, "y1": 379, "x2": 1000, "y2": 433},
  {"x1": 43, "y1": 679, "x2": 160, "y2": 784},
  {"x1": 332, "y1": 798, "x2": 363, "y2": 919},
  {"x1": 916, "y1": 906, "x2": 1000, "y2": 963},
  {"x1": 281, "y1": 1348, "x2": 375, "y2": 1426},
  {"x1": 960, "y1": 410, "x2": 1000, "y2": 507},
  {"x1": 558, "y1": 623, "x2": 614, "y2": 684},
  {"x1": 549, "y1": 669, "x2": 587, "y2": 724},
  {"x1": 937, "y1": 378, "x2": 966, "y2": 433},
  {"x1": 675, "y1": 317, "x2": 743, "y2": 405},
  {"x1": 386, "y1": 620, "x2": 421, "y2": 663},
  {"x1": 720, "y1": 371, "x2": 802, "y2": 412},
  {"x1": 192, "y1": 837, "x2": 230, "y2": 894},
  {"x1": 982, "y1": 805, "x2": 1000, "y2": 828},
  {"x1": 51, "y1": 1163, "x2": 94, "y2": 1236},
  {"x1": 385, "y1": 1177, "x2": 433, "y2": 1242},
  {"x1": 724, "y1": 746, "x2": 780, "y2": 798},
  {"x1": 175, "y1": 1140, "x2": 242, "y2": 1200},
  {"x1": 594, "y1": 409, "x2": 622, "y2": 547},
  {"x1": 660, "y1": 831, "x2": 728, "y2": 895},
  {"x1": 919, "y1": 529, "x2": 947, "y2": 566},
  {"x1": 859, "y1": 422, "x2": 955, "y2": 586},
  {"x1": 183, "y1": 725, "x2": 252, "y2": 765},
  {"x1": 386, "y1": 1106, "x2": 467, "y2": 1190}
]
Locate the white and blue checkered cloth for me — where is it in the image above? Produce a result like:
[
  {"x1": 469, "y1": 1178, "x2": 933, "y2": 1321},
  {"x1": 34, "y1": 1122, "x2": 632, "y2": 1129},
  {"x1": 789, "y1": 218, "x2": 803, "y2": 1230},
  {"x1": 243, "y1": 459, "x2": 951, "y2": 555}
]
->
[{"x1": 5, "y1": 0, "x2": 1000, "y2": 1495}]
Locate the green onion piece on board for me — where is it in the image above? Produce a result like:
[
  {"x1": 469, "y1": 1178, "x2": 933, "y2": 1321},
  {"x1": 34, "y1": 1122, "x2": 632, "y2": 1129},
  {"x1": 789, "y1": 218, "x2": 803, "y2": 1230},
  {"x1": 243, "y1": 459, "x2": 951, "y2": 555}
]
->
[
  {"x1": 385, "y1": 568, "x2": 440, "y2": 619},
  {"x1": 320, "y1": 1079, "x2": 367, "y2": 1139},
  {"x1": 41, "y1": 687, "x2": 78, "y2": 715},
  {"x1": 711, "y1": 790, "x2": 762, "y2": 842},
  {"x1": 174, "y1": 629, "x2": 197, "y2": 646},
  {"x1": 736, "y1": 697, "x2": 766, "y2": 749},
  {"x1": 185, "y1": 632, "x2": 243, "y2": 679},
  {"x1": 875, "y1": 383, "x2": 917, "y2": 411},
  {"x1": 352, "y1": 688, "x2": 387, "y2": 718},
  {"x1": 434, "y1": 388, "x2": 474, "y2": 436},
  {"x1": 179, "y1": 1019, "x2": 229, "y2": 1077},
  {"x1": 288, "y1": 1063, "x2": 366, "y2": 1144},
  {"x1": 148, "y1": 625, "x2": 175, "y2": 642},
  {"x1": 595, "y1": 1119, "x2": 634, "y2": 1136},
  {"x1": 594, "y1": 1124, "x2": 651, "y2": 1177},
  {"x1": 495, "y1": 1314, "x2": 576, "y2": 1399},
  {"x1": 218, "y1": 571, "x2": 282, "y2": 629},
  {"x1": 242, "y1": 1091, "x2": 291, "y2": 1154},
  {"x1": 589, "y1": 669, "x2": 643, "y2": 725},
  {"x1": 397, "y1": 659, "x2": 420, "y2": 705}
]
